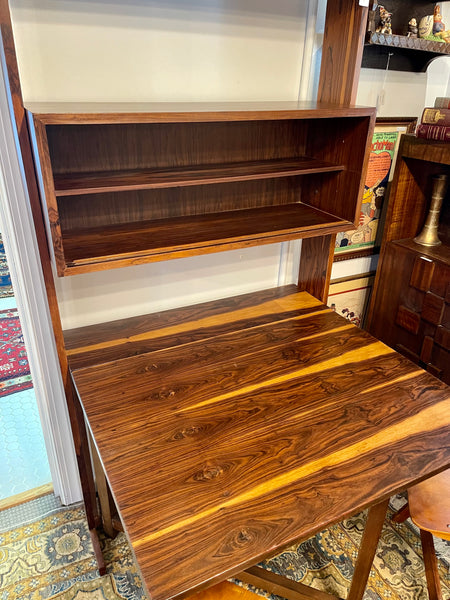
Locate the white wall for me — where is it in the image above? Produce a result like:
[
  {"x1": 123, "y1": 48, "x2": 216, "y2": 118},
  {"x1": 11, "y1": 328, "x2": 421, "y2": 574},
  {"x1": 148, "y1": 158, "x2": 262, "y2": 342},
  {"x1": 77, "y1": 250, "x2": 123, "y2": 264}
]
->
[{"x1": 10, "y1": 0, "x2": 311, "y2": 328}]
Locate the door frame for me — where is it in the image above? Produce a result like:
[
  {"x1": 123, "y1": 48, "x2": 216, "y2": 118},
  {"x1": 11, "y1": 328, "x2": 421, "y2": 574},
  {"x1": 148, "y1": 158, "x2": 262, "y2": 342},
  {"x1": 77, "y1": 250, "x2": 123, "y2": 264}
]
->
[{"x1": 0, "y1": 51, "x2": 81, "y2": 505}]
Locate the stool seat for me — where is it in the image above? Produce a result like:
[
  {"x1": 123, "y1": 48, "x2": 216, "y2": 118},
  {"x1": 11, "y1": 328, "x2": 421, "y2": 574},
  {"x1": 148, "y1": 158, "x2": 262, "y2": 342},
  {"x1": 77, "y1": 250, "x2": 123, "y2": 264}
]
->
[
  {"x1": 409, "y1": 469, "x2": 450, "y2": 541},
  {"x1": 392, "y1": 468, "x2": 450, "y2": 600}
]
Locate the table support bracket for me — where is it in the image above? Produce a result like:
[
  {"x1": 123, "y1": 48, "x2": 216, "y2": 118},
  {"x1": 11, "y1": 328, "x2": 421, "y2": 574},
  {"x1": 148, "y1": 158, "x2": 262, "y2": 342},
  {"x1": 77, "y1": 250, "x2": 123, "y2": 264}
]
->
[{"x1": 238, "y1": 498, "x2": 390, "y2": 600}]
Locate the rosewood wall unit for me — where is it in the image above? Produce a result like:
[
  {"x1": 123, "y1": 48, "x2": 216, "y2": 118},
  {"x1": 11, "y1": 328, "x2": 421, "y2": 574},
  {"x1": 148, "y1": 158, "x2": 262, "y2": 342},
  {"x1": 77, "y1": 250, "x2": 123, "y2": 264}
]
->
[
  {"x1": 28, "y1": 102, "x2": 375, "y2": 277},
  {"x1": 367, "y1": 135, "x2": 450, "y2": 384}
]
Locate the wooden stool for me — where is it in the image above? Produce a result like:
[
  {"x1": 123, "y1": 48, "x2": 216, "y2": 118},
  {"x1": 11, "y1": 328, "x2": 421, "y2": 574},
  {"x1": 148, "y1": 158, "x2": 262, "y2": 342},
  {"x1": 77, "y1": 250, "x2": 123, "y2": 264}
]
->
[{"x1": 393, "y1": 469, "x2": 450, "y2": 600}]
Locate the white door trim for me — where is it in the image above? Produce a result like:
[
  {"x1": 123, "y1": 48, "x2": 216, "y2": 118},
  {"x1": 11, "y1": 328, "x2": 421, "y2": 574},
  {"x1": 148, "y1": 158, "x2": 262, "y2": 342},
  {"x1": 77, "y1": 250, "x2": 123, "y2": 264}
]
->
[{"x1": 0, "y1": 50, "x2": 81, "y2": 505}]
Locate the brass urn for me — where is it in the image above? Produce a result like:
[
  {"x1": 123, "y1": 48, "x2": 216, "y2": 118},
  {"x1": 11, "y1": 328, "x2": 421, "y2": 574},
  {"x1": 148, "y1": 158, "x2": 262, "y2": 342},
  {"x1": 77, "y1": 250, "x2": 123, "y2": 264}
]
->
[{"x1": 414, "y1": 174, "x2": 448, "y2": 247}]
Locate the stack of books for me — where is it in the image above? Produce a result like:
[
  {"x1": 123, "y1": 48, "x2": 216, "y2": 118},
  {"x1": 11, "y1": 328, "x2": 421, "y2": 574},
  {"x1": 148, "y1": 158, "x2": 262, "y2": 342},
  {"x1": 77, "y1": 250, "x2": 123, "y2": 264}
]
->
[
  {"x1": 416, "y1": 97, "x2": 450, "y2": 141},
  {"x1": 416, "y1": 96, "x2": 450, "y2": 142}
]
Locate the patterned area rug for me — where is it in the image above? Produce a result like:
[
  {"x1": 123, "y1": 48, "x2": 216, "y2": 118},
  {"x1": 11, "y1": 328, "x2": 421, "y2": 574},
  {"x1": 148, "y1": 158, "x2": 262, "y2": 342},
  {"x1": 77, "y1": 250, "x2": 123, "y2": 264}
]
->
[
  {"x1": 0, "y1": 496, "x2": 448, "y2": 600},
  {"x1": 237, "y1": 497, "x2": 450, "y2": 600},
  {"x1": 0, "y1": 235, "x2": 13, "y2": 299},
  {"x1": 0, "y1": 308, "x2": 33, "y2": 397},
  {"x1": 0, "y1": 502, "x2": 146, "y2": 600}
]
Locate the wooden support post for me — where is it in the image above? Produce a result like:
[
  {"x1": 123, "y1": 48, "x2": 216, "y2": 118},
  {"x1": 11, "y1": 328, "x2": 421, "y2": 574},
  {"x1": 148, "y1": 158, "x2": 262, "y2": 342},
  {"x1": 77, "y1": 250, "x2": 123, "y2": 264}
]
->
[
  {"x1": 298, "y1": 234, "x2": 336, "y2": 303},
  {"x1": 347, "y1": 498, "x2": 389, "y2": 600},
  {"x1": 318, "y1": 0, "x2": 368, "y2": 106},
  {"x1": 299, "y1": 0, "x2": 368, "y2": 302}
]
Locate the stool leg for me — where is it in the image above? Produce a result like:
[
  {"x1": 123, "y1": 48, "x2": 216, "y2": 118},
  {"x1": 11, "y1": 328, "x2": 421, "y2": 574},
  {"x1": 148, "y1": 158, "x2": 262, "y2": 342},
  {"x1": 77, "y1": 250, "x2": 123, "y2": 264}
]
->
[
  {"x1": 347, "y1": 498, "x2": 389, "y2": 600},
  {"x1": 420, "y1": 529, "x2": 442, "y2": 600}
]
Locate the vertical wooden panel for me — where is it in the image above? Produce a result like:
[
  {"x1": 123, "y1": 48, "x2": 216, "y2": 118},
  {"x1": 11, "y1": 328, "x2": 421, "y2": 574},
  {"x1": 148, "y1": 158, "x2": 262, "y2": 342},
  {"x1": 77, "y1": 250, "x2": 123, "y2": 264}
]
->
[
  {"x1": 298, "y1": 234, "x2": 336, "y2": 303},
  {"x1": 318, "y1": 0, "x2": 368, "y2": 105},
  {"x1": 299, "y1": 0, "x2": 368, "y2": 301}
]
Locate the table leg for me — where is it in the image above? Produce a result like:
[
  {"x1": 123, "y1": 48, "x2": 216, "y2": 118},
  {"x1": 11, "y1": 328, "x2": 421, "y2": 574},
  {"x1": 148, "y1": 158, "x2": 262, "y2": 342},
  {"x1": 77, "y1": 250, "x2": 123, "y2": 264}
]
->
[
  {"x1": 347, "y1": 498, "x2": 390, "y2": 600},
  {"x1": 70, "y1": 381, "x2": 106, "y2": 575},
  {"x1": 87, "y1": 427, "x2": 116, "y2": 538}
]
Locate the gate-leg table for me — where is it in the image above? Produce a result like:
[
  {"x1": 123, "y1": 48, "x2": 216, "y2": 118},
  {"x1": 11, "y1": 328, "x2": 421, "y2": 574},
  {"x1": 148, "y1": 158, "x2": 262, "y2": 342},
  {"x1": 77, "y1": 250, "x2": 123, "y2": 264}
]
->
[{"x1": 67, "y1": 286, "x2": 450, "y2": 600}]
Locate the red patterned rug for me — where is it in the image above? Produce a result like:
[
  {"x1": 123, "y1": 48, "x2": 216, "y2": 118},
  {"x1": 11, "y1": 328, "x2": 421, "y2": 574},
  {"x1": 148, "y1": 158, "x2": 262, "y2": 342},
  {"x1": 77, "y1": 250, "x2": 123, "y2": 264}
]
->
[{"x1": 0, "y1": 308, "x2": 33, "y2": 397}]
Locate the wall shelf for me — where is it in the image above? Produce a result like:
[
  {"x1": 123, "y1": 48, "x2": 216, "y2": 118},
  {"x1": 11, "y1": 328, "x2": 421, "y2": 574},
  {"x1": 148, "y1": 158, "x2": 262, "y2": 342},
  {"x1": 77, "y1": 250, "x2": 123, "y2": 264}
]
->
[
  {"x1": 61, "y1": 204, "x2": 351, "y2": 275},
  {"x1": 52, "y1": 158, "x2": 345, "y2": 197},
  {"x1": 28, "y1": 101, "x2": 375, "y2": 276},
  {"x1": 363, "y1": 0, "x2": 449, "y2": 72}
]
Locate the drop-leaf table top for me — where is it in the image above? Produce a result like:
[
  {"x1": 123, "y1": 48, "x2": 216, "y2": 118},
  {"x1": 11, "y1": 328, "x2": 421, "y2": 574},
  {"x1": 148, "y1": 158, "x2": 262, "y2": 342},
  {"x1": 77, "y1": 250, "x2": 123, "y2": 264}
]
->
[{"x1": 68, "y1": 285, "x2": 450, "y2": 600}]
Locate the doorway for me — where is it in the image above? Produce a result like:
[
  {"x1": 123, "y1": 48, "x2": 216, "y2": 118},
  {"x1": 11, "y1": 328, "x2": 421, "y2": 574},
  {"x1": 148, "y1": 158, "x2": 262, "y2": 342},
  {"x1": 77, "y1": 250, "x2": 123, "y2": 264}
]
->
[{"x1": 0, "y1": 231, "x2": 52, "y2": 505}]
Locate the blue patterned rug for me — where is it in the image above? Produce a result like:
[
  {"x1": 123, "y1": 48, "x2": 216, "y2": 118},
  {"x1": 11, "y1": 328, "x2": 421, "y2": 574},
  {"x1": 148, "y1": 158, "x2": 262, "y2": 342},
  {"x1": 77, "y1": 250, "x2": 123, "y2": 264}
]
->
[{"x1": 0, "y1": 495, "x2": 448, "y2": 600}]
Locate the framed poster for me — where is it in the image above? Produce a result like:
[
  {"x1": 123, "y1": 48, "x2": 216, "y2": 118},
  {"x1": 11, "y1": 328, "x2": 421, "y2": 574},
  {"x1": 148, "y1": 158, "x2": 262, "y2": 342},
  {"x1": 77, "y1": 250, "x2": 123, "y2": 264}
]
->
[
  {"x1": 327, "y1": 273, "x2": 376, "y2": 329},
  {"x1": 334, "y1": 119, "x2": 414, "y2": 261}
]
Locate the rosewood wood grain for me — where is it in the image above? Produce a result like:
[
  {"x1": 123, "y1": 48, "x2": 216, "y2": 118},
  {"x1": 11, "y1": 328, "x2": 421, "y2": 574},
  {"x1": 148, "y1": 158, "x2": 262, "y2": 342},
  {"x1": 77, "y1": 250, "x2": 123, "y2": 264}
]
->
[
  {"x1": 299, "y1": 0, "x2": 369, "y2": 303},
  {"x1": 53, "y1": 158, "x2": 344, "y2": 196},
  {"x1": 366, "y1": 136, "x2": 450, "y2": 334},
  {"x1": 347, "y1": 499, "x2": 390, "y2": 600},
  {"x1": 26, "y1": 101, "x2": 374, "y2": 124},
  {"x1": 367, "y1": 239, "x2": 450, "y2": 384},
  {"x1": 28, "y1": 104, "x2": 374, "y2": 276},
  {"x1": 318, "y1": 0, "x2": 367, "y2": 105},
  {"x1": 298, "y1": 235, "x2": 336, "y2": 303},
  {"x1": 60, "y1": 204, "x2": 351, "y2": 276},
  {"x1": 71, "y1": 287, "x2": 450, "y2": 600}
]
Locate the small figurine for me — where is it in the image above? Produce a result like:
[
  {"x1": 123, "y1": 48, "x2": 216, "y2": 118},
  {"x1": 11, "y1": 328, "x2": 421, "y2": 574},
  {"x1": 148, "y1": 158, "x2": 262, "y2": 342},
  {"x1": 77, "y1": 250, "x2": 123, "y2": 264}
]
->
[
  {"x1": 376, "y1": 6, "x2": 393, "y2": 35},
  {"x1": 407, "y1": 18, "x2": 418, "y2": 37},
  {"x1": 419, "y1": 14, "x2": 434, "y2": 37},
  {"x1": 433, "y1": 3, "x2": 445, "y2": 35}
]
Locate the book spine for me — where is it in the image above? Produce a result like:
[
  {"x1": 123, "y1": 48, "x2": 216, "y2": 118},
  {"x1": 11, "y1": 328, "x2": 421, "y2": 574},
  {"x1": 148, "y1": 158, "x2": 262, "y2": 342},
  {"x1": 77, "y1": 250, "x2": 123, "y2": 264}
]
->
[
  {"x1": 434, "y1": 97, "x2": 450, "y2": 109},
  {"x1": 421, "y1": 107, "x2": 450, "y2": 126},
  {"x1": 416, "y1": 123, "x2": 450, "y2": 141}
]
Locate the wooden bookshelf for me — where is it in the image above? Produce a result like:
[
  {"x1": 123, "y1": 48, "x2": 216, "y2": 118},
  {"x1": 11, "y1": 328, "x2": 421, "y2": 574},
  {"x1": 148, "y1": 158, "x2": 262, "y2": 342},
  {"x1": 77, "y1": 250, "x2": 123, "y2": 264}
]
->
[{"x1": 27, "y1": 101, "x2": 375, "y2": 276}]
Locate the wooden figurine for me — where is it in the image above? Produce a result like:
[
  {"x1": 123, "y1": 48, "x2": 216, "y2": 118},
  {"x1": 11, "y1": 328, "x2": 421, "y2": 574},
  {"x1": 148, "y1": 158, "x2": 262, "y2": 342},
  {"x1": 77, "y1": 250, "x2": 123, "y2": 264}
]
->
[
  {"x1": 376, "y1": 6, "x2": 393, "y2": 35},
  {"x1": 407, "y1": 18, "x2": 418, "y2": 38}
]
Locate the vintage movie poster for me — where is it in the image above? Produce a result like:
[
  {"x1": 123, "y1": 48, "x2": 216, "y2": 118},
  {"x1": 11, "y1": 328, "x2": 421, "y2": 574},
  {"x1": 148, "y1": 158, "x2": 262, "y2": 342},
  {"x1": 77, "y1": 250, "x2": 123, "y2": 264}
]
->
[{"x1": 335, "y1": 130, "x2": 400, "y2": 255}]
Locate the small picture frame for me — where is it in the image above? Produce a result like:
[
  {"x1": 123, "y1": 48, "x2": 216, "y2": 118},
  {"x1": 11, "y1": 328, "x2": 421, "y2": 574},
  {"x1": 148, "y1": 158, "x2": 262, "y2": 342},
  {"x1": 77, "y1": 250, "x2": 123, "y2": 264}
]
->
[
  {"x1": 334, "y1": 118, "x2": 415, "y2": 262},
  {"x1": 327, "y1": 272, "x2": 376, "y2": 329}
]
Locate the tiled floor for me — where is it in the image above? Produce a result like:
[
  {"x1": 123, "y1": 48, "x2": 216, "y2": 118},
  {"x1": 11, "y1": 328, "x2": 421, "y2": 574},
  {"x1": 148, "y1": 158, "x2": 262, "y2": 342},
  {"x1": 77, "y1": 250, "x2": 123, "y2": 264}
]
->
[
  {"x1": 0, "y1": 295, "x2": 51, "y2": 501},
  {"x1": 0, "y1": 491, "x2": 61, "y2": 531}
]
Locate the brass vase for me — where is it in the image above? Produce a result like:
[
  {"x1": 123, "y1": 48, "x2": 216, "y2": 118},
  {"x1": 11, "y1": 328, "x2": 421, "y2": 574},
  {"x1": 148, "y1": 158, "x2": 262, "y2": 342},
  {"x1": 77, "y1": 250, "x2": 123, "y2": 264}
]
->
[{"x1": 414, "y1": 174, "x2": 448, "y2": 247}]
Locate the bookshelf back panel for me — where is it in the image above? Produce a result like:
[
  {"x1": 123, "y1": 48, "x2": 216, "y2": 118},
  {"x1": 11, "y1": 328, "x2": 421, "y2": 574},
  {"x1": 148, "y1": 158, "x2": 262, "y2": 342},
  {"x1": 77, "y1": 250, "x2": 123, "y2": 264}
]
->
[
  {"x1": 46, "y1": 120, "x2": 308, "y2": 174},
  {"x1": 58, "y1": 177, "x2": 306, "y2": 231}
]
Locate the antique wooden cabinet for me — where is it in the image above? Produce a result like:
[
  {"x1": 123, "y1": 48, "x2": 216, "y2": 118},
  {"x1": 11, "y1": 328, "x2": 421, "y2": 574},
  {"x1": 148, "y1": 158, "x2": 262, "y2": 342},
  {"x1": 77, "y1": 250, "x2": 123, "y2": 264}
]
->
[{"x1": 367, "y1": 135, "x2": 450, "y2": 384}]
